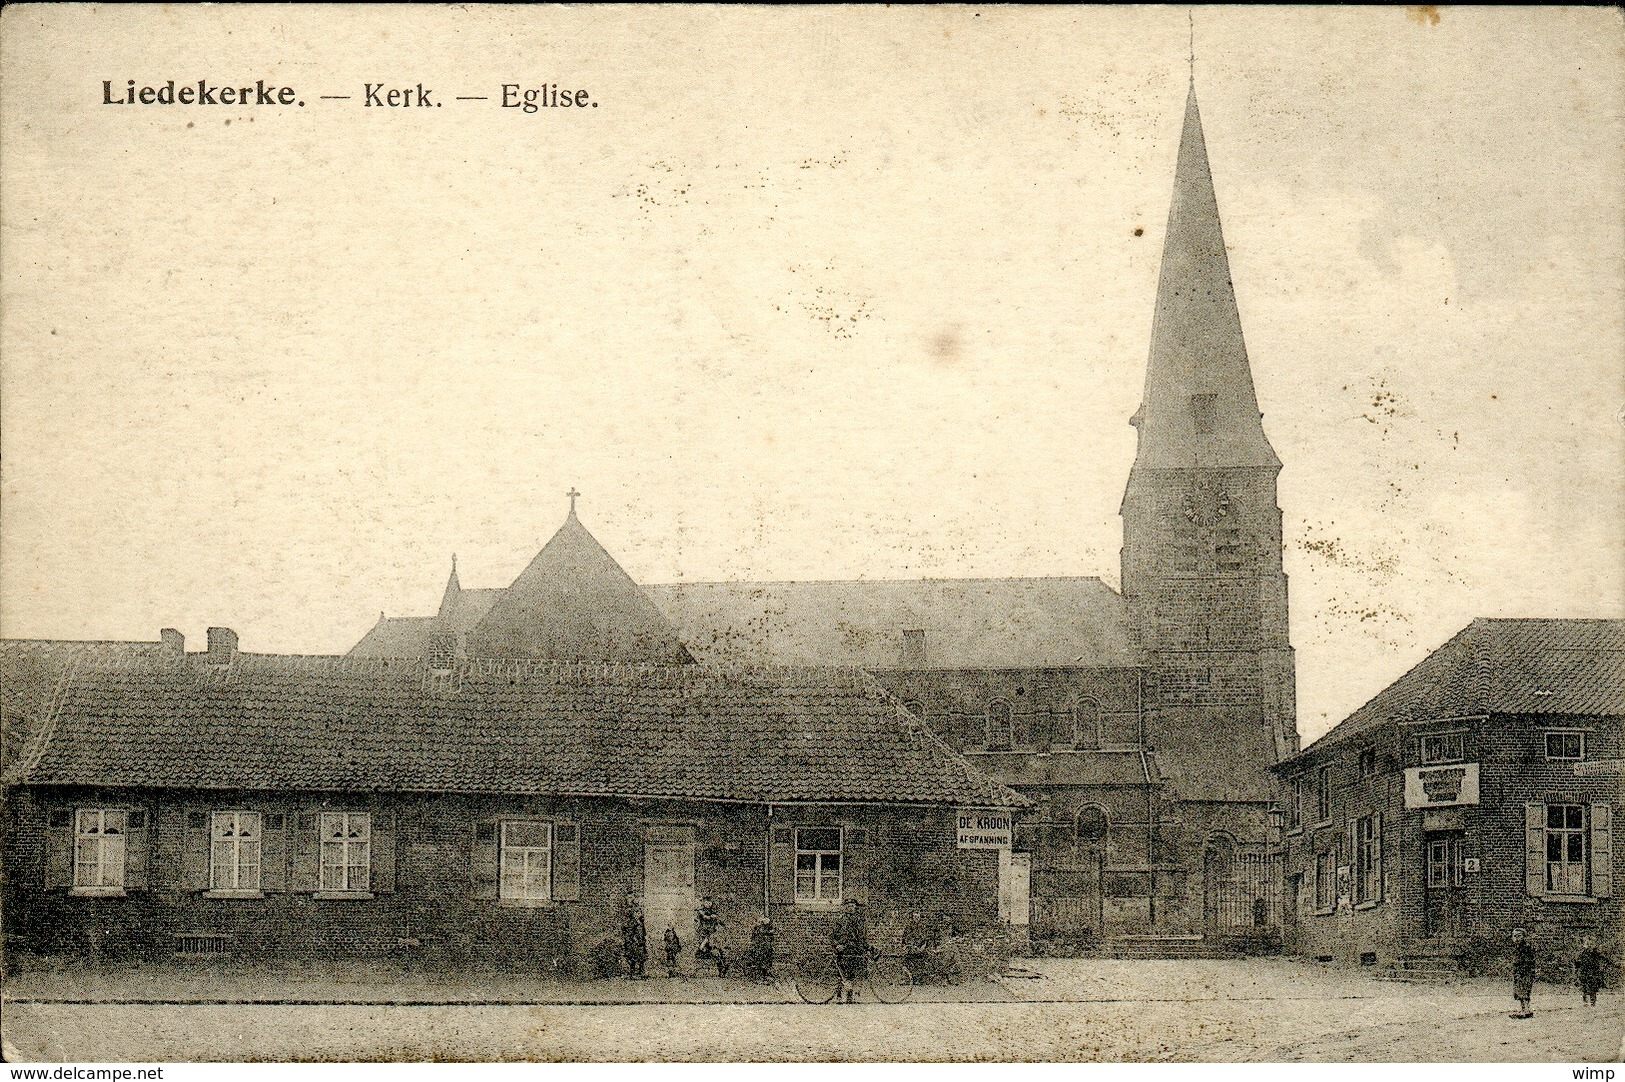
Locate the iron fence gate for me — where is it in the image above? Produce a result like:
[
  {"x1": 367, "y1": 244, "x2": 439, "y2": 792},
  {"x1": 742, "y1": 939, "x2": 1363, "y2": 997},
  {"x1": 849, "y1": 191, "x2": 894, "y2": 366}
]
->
[{"x1": 1205, "y1": 850, "x2": 1281, "y2": 934}]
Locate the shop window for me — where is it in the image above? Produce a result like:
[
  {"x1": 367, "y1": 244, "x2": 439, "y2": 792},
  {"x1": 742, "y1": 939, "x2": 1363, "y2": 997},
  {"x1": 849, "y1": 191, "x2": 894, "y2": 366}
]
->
[
  {"x1": 1545, "y1": 731, "x2": 1585, "y2": 762},
  {"x1": 1420, "y1": 731, "x2": 1465, "y2": 765},
  {"x1": 318, "y1": 812, "x2": 371, "y2": 893},
  {"x1": 794, "y1": 827, "x2": 843, "y2": 905},
  {"x1": 210, "y1": 811, "x2": 262, "y2": 892},
  {"x1": 499, "y1": 820, "x2": 553, "y2": 901},
  {"x1": 73, "y1": 809, "x2": 127, "y2": 892}
]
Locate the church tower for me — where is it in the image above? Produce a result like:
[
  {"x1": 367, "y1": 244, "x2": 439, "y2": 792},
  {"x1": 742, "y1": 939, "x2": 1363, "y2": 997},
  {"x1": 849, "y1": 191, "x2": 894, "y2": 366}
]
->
[{"x1": 1120, "y1": 81, "x2": 1299, "y2": 766}]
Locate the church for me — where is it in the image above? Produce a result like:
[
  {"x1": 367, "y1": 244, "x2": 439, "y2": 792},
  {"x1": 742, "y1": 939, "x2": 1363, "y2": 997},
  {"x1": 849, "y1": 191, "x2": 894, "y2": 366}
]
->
[{"x1": 350, "y1": 79, "x2": 1302, "y2": 951}]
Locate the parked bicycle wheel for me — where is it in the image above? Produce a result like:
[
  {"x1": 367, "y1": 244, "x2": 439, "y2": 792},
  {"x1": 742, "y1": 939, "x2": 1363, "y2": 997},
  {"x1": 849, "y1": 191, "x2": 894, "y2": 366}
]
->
[
  {"x1": 794, "y1": 956, "x2": 841, "y2": 1004},
  {"x1": 866, "y1": 955, "x2": 914, "y2": 1004}
]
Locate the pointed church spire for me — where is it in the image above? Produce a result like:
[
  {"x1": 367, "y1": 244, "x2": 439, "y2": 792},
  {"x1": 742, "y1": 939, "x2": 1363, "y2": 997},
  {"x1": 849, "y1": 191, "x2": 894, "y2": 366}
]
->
[
  {"x1": 1131, "y1": 81, "x2": 1279, "y2": 471},
  {"x1": 436, "y1": 554, "x2": 462, "y2": 619}
]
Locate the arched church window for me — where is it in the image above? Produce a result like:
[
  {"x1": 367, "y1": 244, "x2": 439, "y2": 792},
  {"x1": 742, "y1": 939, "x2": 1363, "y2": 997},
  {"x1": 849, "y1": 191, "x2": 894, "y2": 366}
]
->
[
  {"x1": 1073, "y1": 700, "x2": 1102, "y2": 748},
  {"x1": 1075, "y1": 806, "x2": 1109, "y2": 845},
  {"x1": 985, "y1": 699, "x2": 1013, "y2": 751}
]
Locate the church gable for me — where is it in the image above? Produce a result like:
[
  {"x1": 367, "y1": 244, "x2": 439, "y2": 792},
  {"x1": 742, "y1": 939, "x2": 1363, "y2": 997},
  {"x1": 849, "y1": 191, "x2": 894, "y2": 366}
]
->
[{"x1": 467, "y1": 506, "x2": 694, "y2": 665}]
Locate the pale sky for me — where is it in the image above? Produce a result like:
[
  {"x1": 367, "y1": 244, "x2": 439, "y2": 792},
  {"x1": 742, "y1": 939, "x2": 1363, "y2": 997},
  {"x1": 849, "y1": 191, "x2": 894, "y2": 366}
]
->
[{"x1": 2, "y1": 6, "x2": 1621, "y2": 742}]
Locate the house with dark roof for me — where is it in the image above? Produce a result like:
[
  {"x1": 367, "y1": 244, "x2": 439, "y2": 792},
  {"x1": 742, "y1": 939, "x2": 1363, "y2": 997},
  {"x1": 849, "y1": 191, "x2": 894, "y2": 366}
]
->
[
  {"x1": 1273, "y1": 618, "x2": 1623, "y2": 973},
  {"x1": 2, "y1": 634, "x2": 1024, "y2": 968},
  {"x1": 343, "y1": 81, "x2": 1301, "y2": 951}
]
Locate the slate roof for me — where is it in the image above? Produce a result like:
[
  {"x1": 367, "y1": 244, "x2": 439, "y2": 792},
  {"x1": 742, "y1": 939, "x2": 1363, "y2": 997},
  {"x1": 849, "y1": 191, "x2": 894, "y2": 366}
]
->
[
  {"x1": 1131, "y1": 81, "x2": 1280, "y2": 472},
  {"x1": 644, "y1": 577, "x2": 1137, "y2": 669},
  {"x1": 350, "y1": 616, "x2": 434, "y2": 659},
  {"x1": 9, "y1": 653, "x2": 1024, "y2": 808},
  {"x1": 1282, "y1": 618, "x2": 1625, "y2": 765},
  {"x1": 469, "y1": 511, "x2": 694, "y2": 665}
]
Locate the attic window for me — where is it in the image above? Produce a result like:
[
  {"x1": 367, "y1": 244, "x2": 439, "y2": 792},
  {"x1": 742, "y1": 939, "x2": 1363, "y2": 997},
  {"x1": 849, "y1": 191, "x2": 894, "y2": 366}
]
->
[
  {"x1": 1420, "y1": 731, "x2": 1466, "y2": 766},
  {"x1": 1191, "y1": 394, "x2": 1218, "y2": 435}
]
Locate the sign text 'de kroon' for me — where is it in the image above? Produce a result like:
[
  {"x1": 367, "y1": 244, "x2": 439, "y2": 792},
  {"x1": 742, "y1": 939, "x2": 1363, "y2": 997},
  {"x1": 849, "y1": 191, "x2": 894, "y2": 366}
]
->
[{"x1": 957, "y1": 811, "x2": 1012, "y2": 849}]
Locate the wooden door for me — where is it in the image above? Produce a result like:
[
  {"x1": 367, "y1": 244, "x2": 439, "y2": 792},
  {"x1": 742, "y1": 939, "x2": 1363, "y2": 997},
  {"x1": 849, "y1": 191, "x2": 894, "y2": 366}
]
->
[
  {"x1": 643, "y1": 826, "x2": 696, "y2": 970},
  {"x1": 1423, "y1": 832, "x2": 1467, "y2": 939}
]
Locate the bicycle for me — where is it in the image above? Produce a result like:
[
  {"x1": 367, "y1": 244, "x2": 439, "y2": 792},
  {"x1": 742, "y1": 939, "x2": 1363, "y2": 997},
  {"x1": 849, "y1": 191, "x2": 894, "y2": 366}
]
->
[{"x1": 793, "y1": 947, "x2": 914, "y2": 1004}]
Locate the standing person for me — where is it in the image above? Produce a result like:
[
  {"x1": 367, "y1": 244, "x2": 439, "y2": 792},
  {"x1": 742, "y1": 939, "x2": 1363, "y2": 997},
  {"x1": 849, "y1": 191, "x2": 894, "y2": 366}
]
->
[
  {"x1": 831, "y1": 897, "x2": 869, "y2": 1004},
  {"x1": 1575, "y1": 932, "x2": 1608, "y2": 1007},
  {"x1": 695, "y1": 896, "x2": 729, "y2": 977},
  {"x1": 662, "y1": 925, "x2": 683, "y2": 977},
  {"x1": 621, "y1": 894, "x2": 648, "y2": 979},
  {"x1": 745, "y1": 917, "x2": 777, "y2": 983},
  {"x1": 1510, "y1": 927, "x2": 1537, "y2": 1018}
]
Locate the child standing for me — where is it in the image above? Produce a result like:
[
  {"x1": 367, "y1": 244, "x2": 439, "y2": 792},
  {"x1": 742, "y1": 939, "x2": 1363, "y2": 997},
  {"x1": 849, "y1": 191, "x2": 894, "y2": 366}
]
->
[
  {"x1": 663, "y1": 925, "x2": 683, "y2": 977},
  {"x1": 1510, "y1": 928, "x2": 1536, "y2": 1019},
  {"x1": 1575, "y1": 933, "x2": 1608, "y2": 1007}
]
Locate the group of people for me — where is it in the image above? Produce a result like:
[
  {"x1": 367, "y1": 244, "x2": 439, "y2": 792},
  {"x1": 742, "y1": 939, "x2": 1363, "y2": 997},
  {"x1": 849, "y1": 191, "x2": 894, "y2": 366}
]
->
[
  {"x1": 1508, "y1": 928, "x2": 1610, "y2": 1018},
  {"x1": 618, "y1": 894, "x2": 783, "y2": 982}
]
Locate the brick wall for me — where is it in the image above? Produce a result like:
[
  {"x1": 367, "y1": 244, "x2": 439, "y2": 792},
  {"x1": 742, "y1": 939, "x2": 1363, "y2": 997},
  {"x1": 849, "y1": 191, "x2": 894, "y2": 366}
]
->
[
  {"x1": 3, "y1": 786, "x2": 1000, "y2": 972},
  {"x1": 1279, "y1": 712, "x2": 1621, "y2": 969}
]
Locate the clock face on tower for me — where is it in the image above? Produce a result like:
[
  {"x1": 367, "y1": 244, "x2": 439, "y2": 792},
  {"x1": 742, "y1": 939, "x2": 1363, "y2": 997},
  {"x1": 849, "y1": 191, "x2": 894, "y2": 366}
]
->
[{"x1": 1181, "y1": 478, "x2": 1231, "y2": 528}]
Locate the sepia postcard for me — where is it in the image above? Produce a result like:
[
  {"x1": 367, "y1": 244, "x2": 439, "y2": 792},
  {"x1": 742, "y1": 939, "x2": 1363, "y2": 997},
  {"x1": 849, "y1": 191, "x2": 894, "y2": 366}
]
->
[{"x1": 1, "y1": 4, "x2": 1621, "y2": 1067}]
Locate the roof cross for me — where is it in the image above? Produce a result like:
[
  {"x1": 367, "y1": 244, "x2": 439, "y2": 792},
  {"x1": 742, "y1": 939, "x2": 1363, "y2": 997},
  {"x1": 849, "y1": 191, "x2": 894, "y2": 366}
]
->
[{"x1": 566, "y1": 487, "x2": 581, "y2": 515}]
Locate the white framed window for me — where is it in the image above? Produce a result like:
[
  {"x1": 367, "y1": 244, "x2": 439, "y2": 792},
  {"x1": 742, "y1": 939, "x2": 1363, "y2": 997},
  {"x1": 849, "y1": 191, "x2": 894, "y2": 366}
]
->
[
  {"x1": 499, "y1": 820, "x2": 553, "y2": 901},
  {"x1": 1546, "y1": 804, "x2": 1588, "y2": 895},
  {"x1": 74, "y1": 809, "x2": 127, "y2": 891},
  {"x1": 319, "y1": 812, "x2": 371, "y2": 893},
  {"x1": 1314, "y1": 851, "x2": 1335, "y2": 912},
  {"x1": 1316, "y1": 766, "x2": 1332, "y2": 822},
  {"x1": 1287, "y1": 776, "x2": 1304, "y2": 830},
  {"x1": 210, "y1": 811, "x2": 262, "y2": 891},
  {"x1": 1420, "y1": 731, "x2": 1466, "y2": 765},
  {"x1": 1545, "y1": 731, "x2": 1585, "y2": 762},
  {"x1": 794, "y1": 827, "x2": 843, "y2": 905}
]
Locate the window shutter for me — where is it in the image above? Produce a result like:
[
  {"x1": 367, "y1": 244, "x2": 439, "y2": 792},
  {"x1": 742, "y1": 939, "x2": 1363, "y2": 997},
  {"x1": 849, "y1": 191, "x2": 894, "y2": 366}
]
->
[
  {"x1": 124, "y1": 808, "x2": 150, "y2": 891},
  {"x1": 371, "y1": 810, "x2": 396, "y2": 894},
  {"x1": 1591, "y1": 803, "x2": 1612, "y2": 899},
  {"x1": 1525, "y1": 803, "x2": 1546, "y2": 897},
  {"x1": 291, "y1": 810, "x2": 320, "y2": 893},
  {"x1": 261, "y1": 812, "x2": 287, "y2": 892},
  {"x1": 770, "y1": 826, "x2": 795, "y2": 905},
  {"x1": 471, "y1": 820, "x2": 499, "y2": 901},
  {"x1": 45, "y1": 807, "x2": 73, "y2": 889},
  {"x1": 845, "y1": 826, "x2": 868, "y2": 904},
  {"x1": 551, "y1": 820, "x2": 581, "y2": 902},
  {"x1": 183, "y1": 808, "x2": 211, "y2": 891},
  {"x1": 1372, "y1": 812, "x2": 1383, "y2": 903}
]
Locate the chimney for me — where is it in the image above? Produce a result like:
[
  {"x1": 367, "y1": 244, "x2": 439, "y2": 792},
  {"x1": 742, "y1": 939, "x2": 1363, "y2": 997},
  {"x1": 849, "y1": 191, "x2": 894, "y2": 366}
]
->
[
  {"x1": 159, "y1": 628, "x2": 185, "y2": 659},
  {"x1": 900, "y1": 628, "x2": 928, "y2": 668},
  {"x1": 205, "y1": 627, "x2": 238, "y2": 665}
]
